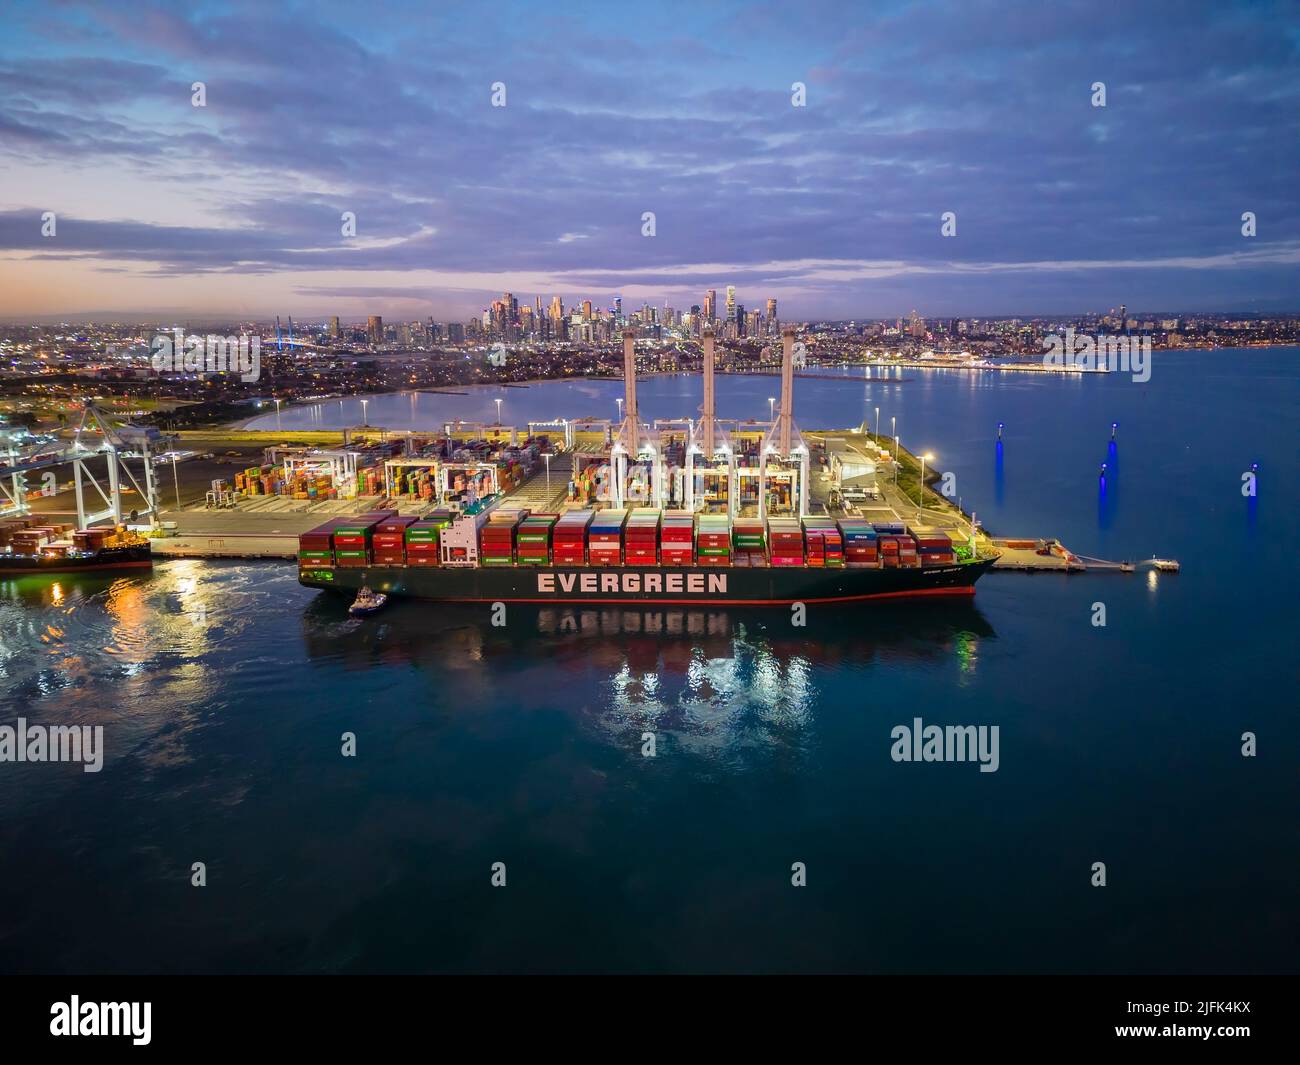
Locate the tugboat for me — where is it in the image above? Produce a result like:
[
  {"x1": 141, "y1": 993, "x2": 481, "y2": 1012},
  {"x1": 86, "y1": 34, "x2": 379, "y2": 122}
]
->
[{"x1": 348, "y1": 585, "x2": 389, "y2": 617}]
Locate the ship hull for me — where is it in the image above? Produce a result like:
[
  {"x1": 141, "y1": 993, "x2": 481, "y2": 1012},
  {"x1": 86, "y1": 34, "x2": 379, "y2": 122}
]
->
[
  {"x1": 0, "y1": 543, "x2": 153, "y2": 575},
  {"x1": 300, "y1": 557, "x2": 995, "y2": 605}
]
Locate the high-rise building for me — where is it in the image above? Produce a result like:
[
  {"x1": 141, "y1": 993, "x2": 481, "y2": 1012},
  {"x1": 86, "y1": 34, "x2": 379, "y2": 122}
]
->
[
  {"x1": 766, "y1": 298, "x2": 777, "y2": 320},
  {"x1": 367, "y1": 315, "x2": 384, "y2": 346},
  {"x1": 725, "y1": 286, "x2": 736, "y2": 322},
  {"x1": 582, "y1": 299, "x2": 593, "y2": 321},
  {"x1": 328, "y1": 316, "x2": 340, "y2": 338},
  {"x1": 614, "y1": 296, "x2": 622, "y2": 323},
  {"x1": 549, "y1": 296, "x2": 564, "y2": 321},
  {"x1": 703, "y1": 289, "x2": 716, "y2": 321}
]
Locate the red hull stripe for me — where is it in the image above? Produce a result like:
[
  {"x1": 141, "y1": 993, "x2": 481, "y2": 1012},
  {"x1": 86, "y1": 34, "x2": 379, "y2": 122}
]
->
[{"x1": 399, "y1": 586, "x2": 977, "y2": 605}]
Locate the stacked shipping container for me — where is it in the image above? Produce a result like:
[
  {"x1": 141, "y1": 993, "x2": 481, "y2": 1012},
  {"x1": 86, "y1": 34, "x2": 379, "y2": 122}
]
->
[
  {"x1": 768, "y1": 517, "x2": 804, "y2": 566},
  {"x1": 516, "y1": 514, "x2": 557, "y2": 565},
  {"x1": 553, "y1": 510, "x2": 592, "y2": 565},
  {"x1": 372, "y1": 514, "x2": 416, "y2": 566},
  {"x1": 331, "y1": 511, "x2": 396, "y2": 568},
  {"x1": 801, "y1": 517, "x2": 843, "y2": 567},
  {"x1": 732, "y1": 519, "x2": 765, "y2": 564},
  {"x1": 588, "y1": 510, "x2": 627, "y2": 565},
  {"x1": 837, "y1": 520, "x2": 879, "y2": 565},
  {"x1": 660, "y1": 510, "x2": 694, "y2": 566},
  {"x1": 297, "y1": 518, "x2": 345, "y2": 567},
  {"x1": 481, "y1": 509, "x2": 526, "y2": 565},
  {"x1": 695, "y1": 514, "x2": 731, "y2": 566},
  {"x1": 911, "y1": 528, "x2": 956, "y2": 566},
  {"x1": 625, "y1": 509, "x2": 660, "y2": 565},
  {"x1": 405, "y1": 513, "x2": 451, "y2": 566},
  {"x1": 297, "y1": 508, "x2": 964, "y2": 575}
]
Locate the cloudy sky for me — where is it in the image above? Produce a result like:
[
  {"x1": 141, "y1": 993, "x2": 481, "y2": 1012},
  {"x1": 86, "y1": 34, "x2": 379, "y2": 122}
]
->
[{"x1": 1, "y1": 0, "x2": 1297, "y2": 321}]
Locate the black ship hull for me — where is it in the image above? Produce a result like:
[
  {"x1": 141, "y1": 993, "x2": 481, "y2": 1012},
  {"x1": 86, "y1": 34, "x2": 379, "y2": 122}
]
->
[
  {"x1": 300, "y1": 557, "x2": 996, "y2": 605},
  {"x1": 0, "y1": 543, "x2": 153, "y2": 575}
]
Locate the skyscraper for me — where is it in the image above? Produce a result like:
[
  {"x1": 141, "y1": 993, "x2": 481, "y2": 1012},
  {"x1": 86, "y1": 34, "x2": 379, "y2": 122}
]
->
[
  {"x1": 328, "y1": 316, "x2": 340, "y2": 338},
  {"x1": 367, "y1": 315, "x2": 383, "y2": 346},
  {"x1": 703, "y1": 289, "x2": 716, "y2": 321},
  {"x1": 766, "y1": 298, "x2": 777, "y2": 321},
  {"x1": 725, "y1": 286, "x2": 736, "y2": 322}
]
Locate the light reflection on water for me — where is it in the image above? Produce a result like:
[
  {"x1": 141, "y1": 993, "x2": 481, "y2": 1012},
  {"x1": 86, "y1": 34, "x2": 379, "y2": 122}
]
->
[{"x1": 0, "y1": 562, "x2": 317, "y2": 795}]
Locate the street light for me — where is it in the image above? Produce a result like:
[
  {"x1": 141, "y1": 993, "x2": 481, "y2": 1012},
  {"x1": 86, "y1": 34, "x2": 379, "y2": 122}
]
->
[
  {"x1": 768, "y1": 396, "x2": 776, "y2": 421},
  {"x1": 495, "y1": 397, "x2": 502, "y2": 424},
  {"x1": 544, "y1": 452, "x2": 552, "y2": 493},
  {"x1": 890, "y1": 417, "x2": 897, "y2": 486},
  {"x1": 874, "y1": 406, "x2": 880, "y2": 440},
  {"x1": 171, "y1": 452, "x2": 181, "y2": 510},
  {"x1": 616, "y1": 397, "x2": 624, "y2": 420},
  {"x1": 275, "y1": 397, "x2": 282, "y2": 428},
  {"x1": 361, "y1": 397, "x2": 369, "y2": 425},
  {"x1": 919, "y1": 452, "x2": 934, "y2": 519}
]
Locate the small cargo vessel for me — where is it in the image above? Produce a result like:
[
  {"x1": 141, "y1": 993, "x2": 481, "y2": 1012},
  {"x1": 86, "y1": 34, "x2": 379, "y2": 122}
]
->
[
  {"x1": 0, "y1": 519, "x2": 152, "y2": 576},
  {"x1": 298, "y1": 507, "x2": 997, "y2": 606}
]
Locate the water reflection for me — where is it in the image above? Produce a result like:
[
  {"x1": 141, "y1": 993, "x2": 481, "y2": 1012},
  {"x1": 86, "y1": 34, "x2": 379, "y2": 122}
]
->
[
  {"x1": 302, "y1": 598, "x2": 995, "y2": 758},
  {"x1": 0, "y1": 563, "x2": 294, "y2": 784}
]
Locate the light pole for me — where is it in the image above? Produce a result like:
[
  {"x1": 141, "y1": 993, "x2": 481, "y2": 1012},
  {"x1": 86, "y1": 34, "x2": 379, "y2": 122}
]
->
[
  {"x1": 275, "y1": 397, "x2": 282, "y2": 428},
  {"x1": 919, "y1": 452, "x2": 933, "y2": 519},
  {"x1": 616, "y1": 397, "x2": 624, "y2": 421},
  {"x1": 495, "y1": 397, "x2": 502, "y2": 425},
  {"x1": 874, "y1": 406, "x2": 880, "y2": 441},
  {"x1": 361, "y1": 398, "x2": 369, "y2": 426},
  {"x1": 172, "y1": 453, "x2": 181, "y2": 510},
  {"x1": 768, "y1": 396, "x2": 776, "y2": 421},
  {"x1": 894, "y1": 434, "x2": 900, "y2": 487},
  {"x1": 544, "y1": 452, "x2": 552, "y2": 493},
  {"x1": 890, "y1": 417, "x2": 897, "y2": 486}
]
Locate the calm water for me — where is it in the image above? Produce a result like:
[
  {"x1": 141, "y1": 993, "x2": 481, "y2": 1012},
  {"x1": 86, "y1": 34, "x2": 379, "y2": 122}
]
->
[{"x1": 2, "y1": 349, "x2": 1296, "y2": 973}]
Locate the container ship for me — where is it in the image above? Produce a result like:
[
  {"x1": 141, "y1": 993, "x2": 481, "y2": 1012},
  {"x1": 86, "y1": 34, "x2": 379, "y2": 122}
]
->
[
  {"x1": 297, "y1": 507, "x2": 995, "y2": 606},
  {"x1": 0, "y1": 518, "x2": 152, "y2": 575}
]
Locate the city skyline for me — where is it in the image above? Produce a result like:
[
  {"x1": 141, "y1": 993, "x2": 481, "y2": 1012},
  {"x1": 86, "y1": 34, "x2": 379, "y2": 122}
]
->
[{"x1": 2, "y1": 0, "x2": 1298, "y2": 320}]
